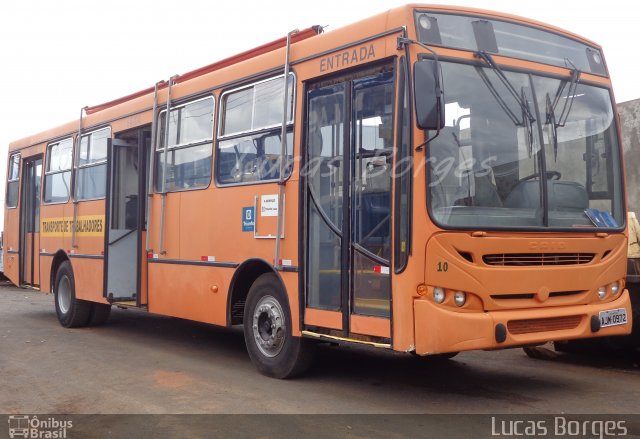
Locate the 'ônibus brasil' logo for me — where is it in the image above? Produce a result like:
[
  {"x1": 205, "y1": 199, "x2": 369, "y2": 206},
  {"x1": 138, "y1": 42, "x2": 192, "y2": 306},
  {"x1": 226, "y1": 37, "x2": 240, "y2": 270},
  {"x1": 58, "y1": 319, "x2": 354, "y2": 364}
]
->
[{"x1": 8, "y1": 415, "x2": 73, "y2": 438}]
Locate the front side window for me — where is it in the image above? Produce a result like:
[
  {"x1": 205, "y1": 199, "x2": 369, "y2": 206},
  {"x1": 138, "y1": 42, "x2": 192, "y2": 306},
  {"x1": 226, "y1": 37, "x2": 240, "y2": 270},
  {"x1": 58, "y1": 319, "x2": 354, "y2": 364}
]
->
[
  {"x1": 426, "y1": 61, "x2": 623, "y2": 230},
  {"x1": 6, "y1": 153, "x2": 20, "y2": 207},
  {"x1": 217, "y1": 74, "x2": 294, "y2": 185},
  {"x1": 44, "y1": 138, "x2": 73, "y2": 203},
  {"x1": 156, "y1": 96, "x2": 214, "y2": 192},
  {"x1": 77, "y1": 127, "x2": 109, "y2": 200}
]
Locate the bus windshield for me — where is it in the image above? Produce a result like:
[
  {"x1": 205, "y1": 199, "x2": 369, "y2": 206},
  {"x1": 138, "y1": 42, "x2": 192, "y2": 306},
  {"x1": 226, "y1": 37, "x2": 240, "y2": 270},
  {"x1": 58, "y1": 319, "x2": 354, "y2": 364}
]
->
[{"x1": 426, "y1": 61, "x2": 623, "y2": 230}]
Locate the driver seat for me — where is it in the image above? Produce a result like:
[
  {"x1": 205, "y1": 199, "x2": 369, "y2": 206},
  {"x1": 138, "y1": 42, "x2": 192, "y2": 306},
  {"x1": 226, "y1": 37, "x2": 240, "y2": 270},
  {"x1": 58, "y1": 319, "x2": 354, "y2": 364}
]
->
[{"x1": 504, "y1": 180, "x2": 589, "y2": 210}]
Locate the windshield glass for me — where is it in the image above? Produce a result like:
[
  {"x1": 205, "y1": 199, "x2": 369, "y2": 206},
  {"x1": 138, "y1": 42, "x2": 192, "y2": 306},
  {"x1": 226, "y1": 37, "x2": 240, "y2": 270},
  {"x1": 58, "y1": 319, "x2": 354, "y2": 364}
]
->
[{"x1": 426, "y1": 61, "x2": 623, "y2": 230}]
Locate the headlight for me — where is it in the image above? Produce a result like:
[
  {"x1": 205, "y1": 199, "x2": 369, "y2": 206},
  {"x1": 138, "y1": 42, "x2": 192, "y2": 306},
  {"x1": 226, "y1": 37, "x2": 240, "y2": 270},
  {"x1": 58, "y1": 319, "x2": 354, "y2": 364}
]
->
[
  {"x1": 598, "y1": 286, "x2": 607, "y2": 300},
  {"x1": 454, "y1": 291, "x2": 467, "y2": 307},
  {"x1": 433, "y1": 287, "x2": 445, "y2": 304},
  {"x1": 610, "y1": 281, "x2": 620, "y2": 296}
]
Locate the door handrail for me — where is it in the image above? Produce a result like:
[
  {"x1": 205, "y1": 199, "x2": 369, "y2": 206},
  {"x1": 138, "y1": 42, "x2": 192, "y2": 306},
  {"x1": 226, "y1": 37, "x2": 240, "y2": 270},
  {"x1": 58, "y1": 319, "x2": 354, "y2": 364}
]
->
[
  {"x1": 71, "y1": 106, "x2": 87, "y2": 248},
  {"x1": 145, "y1": 81, "x2": 164, "y2": 253},
  {"x1": 158, "y1": 75, "x2": 177, "y2": 255},
  {"x1": 274, "y1": 29, "x2": 298, "y2": 269}
]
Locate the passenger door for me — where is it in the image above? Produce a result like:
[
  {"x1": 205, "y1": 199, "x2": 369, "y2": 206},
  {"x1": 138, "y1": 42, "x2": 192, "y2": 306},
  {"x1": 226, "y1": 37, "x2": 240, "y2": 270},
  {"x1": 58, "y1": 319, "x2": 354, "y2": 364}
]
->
[
  {"x1": 304, "y1": 64, "x2": 394, "y2": 339},
  {"x1": 105, "y1": 136, "x2": 143, "y2": 303},
  {"x1": 19, "y1": 156, "x2": 42, "y2": 287}
]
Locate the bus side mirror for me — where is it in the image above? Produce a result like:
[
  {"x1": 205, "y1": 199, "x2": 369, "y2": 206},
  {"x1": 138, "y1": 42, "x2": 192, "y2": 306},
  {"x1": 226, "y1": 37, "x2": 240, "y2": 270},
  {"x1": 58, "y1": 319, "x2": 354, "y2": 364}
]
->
[{"x1": 414, "y1": 60, "x2": 445, "y2": 130}]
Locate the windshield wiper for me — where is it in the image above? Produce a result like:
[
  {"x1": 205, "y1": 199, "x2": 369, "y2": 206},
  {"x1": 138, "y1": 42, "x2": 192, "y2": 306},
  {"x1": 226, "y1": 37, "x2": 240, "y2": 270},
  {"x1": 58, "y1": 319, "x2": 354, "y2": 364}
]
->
[
  {"x1": 545, "y1": 93, "x2": 559, "y2": 161},
  {"x1": 476, "y1": 67, "x2": 522, "y2": 126},
  {"x1": 475, "y1": 51, "x2": 536, "y2": 126},
  {"x1": 475, "y1": 51, "x2": 536, "y2": 157},
  {"x1": 545, "y1": 59, "x2": 581, "y2": 162},
  {"x1": 521, "y1": 88, "x2": 535, "y2": 158},
  {"x1": 550, "y1": 59, "x2": 581, "y2": 128}
]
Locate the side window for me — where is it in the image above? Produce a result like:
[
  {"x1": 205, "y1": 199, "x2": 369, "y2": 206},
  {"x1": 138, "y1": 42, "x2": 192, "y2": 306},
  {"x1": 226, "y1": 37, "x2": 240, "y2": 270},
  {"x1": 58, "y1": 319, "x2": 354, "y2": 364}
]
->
[
  {"x1": 217, "y1": 74, "x2": 294, "y2": 185},
  {"x1": 44, "y1": 138, "x2": 73, "y2": 203},
  {"x1": 155, "y1": 96, "x2": 214, "y2": 192},
  {"x1": 6, "y1": 153, "x2": 20, "y2": 208},
  {"x1": 77, "y1": 127, "x2": 109, "y2": 200}
]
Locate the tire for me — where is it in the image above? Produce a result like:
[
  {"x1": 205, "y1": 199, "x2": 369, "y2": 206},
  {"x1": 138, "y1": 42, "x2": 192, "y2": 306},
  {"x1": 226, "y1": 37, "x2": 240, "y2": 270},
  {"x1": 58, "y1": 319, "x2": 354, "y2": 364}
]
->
[
  {"x1": 54, "y1": 261, "x2": 92, "y2": 328},
  {"x1": 243, "y1": 273, "x2": 315, "y2": 378},
  {"x1": 88, "y1": 303, "x2": 112, "y2": 326}
]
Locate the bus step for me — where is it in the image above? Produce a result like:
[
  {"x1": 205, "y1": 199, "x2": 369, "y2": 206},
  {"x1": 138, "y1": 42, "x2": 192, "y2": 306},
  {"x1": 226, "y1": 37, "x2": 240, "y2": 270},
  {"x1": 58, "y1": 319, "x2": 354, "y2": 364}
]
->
[{"x1": 112, "y1": 301, "x2": 143, "y2": 309}]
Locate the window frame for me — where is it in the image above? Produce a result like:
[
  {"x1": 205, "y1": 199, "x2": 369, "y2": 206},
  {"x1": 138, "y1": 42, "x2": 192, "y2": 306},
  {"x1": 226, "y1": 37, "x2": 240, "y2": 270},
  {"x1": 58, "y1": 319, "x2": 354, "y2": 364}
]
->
[
  {"x1": 154, "y1": 95, "x2": 215, "y2": 193},
  {"x1": 215, "y1": 72, "x2": 296, "y2": 187},
  {"x1": 394, "y1": 56, "x2": 413, "y2": 274},
  {"x1": 75, "y1": 126, "x2": 111, "y2": 202},
  {"x1": 6, "y1": 153, "x2": 21, "y2": 209},
  {"x1": 42, "y1": 137, "x2": 74, "y2": 205}
]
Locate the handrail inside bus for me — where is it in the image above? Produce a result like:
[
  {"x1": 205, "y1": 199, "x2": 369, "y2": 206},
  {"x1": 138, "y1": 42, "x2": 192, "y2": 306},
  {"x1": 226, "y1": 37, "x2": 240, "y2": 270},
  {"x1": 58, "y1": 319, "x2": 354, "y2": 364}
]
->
[{"x1": 84, "y1": 26, "x2": 323, "y2": 116}]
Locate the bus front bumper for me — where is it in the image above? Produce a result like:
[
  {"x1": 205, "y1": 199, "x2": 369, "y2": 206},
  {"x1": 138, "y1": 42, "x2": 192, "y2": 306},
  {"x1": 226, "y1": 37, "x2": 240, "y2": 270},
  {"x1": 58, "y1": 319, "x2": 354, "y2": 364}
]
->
[{"x1": 413, "y1": 290, "x2": 632, "y2": 355}]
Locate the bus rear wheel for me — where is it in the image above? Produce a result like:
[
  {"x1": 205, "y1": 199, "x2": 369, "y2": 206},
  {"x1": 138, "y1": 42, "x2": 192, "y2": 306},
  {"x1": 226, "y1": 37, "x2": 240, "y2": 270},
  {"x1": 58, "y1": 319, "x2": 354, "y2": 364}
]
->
[
  {"x1": 54, "y1": 261, "x2": 92, "y2": 328},
  {"x1": 243, "y1": 273, "x2": 314, "y2": 379}
]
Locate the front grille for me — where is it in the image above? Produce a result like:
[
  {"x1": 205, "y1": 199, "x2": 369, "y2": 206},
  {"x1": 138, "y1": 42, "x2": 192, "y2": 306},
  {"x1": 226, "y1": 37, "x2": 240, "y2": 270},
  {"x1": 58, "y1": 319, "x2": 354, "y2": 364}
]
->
[
  {"x1": 507, "y1": 315, "x2": 582, "y2": 335},
  {"x1": 483, "y1": 253, "x2": 595, "y2": 266},
  {"x1": 490, "y1": 293, "x2": 535, "y2": 300},
  {"x1": 491, "y1": 291, "x2": 583, "y2": 300}
]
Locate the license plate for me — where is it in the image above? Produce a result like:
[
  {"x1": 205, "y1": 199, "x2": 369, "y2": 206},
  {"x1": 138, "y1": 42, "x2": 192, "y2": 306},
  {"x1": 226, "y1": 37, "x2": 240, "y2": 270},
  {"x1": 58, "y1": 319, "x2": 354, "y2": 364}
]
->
[{"x1": 599, "y1": 308, "x2": 628, "y2": 328}]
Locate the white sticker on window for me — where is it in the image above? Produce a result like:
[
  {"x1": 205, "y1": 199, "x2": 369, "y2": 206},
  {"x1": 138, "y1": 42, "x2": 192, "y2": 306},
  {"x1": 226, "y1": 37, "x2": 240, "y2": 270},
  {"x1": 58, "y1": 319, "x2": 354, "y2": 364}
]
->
[{"x1": 261, "y1": 195, "x2": 279, "y2": 217}]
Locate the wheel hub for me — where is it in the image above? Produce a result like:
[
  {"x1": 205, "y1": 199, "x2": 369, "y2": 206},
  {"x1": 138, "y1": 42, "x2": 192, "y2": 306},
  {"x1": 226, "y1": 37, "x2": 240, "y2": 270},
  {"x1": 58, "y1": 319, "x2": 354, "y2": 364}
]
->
[
  {"x1": 252, "y1": 295, "x2": 286, "y2": 357},
  {"x1": 58, "y1": 276, "x2": 72, "y2": 314}
]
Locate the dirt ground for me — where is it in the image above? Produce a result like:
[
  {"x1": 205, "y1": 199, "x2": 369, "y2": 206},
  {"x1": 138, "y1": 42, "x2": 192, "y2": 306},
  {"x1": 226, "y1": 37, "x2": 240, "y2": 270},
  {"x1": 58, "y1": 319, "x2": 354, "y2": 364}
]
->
[{"x1": 1, "y1": 283, "x2": 639, "y2": 416}]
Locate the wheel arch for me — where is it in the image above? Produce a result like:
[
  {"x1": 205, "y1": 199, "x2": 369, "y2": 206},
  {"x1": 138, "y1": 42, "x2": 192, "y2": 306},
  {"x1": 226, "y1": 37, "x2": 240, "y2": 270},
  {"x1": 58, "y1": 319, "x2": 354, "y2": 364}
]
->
[
  {"x1": 50, "y1": 250, "x2": 70, "y2": 293},
  {"x1": 226, "y1": 258, "x2": 286, "y2": 326}
]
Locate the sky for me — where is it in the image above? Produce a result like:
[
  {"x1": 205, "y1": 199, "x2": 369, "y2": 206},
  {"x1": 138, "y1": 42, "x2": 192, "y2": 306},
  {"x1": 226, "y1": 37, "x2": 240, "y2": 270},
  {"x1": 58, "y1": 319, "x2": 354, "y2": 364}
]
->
[{"x1": 0, "y1": 0, "x2": 638, "y2": 222}]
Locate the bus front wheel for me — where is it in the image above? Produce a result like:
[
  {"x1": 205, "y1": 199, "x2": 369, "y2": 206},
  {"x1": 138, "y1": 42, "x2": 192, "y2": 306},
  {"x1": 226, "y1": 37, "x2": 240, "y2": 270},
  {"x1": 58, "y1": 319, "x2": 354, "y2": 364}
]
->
[
  {"x1": 54, "y1": 261, "x2": 92, "y2": 328},
  {"x1": 243, "y1": 273, "x2": 314, "y2": 379}
]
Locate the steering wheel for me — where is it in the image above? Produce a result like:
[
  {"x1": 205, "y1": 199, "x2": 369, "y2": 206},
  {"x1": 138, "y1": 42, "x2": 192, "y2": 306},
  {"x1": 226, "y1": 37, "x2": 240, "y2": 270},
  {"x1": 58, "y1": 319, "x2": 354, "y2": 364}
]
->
[{"x1": 518, "y1": 171, "x2": 561, "y2": 183}]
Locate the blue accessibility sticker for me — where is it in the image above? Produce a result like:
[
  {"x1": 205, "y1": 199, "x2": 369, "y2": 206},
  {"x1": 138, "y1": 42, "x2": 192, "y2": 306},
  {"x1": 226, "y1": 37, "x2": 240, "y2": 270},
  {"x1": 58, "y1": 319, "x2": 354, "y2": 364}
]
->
[{"x1": 242, "y1": 206, "x2": 255, "y2": 232}]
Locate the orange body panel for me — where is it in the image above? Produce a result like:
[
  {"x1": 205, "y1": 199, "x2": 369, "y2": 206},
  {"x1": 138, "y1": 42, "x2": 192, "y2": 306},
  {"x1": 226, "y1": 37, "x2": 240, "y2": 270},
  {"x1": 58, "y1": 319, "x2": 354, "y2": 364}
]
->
[
  {"x1": 350, "y1": 315, "x2": 391, "y2": 339},
  {"x1": 71, "y1": 258, "x2": 107, "y2": 303},
  {"x1": 414, "y1": 292, "x2": 632, "y2": 354},
  {"x1": 305, "y1": 309, "x2": 342, "y2": 330},
  {"x1": 147, "y1": 263, "x2": 230, "y2": 325}
]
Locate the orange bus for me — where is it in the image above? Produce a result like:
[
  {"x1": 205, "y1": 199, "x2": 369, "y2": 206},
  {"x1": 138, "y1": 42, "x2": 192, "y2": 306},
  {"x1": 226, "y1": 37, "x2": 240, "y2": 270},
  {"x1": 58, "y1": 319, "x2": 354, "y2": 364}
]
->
[{"x1": 3, "y1": 4, "x2": 632, "y2": 378}]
